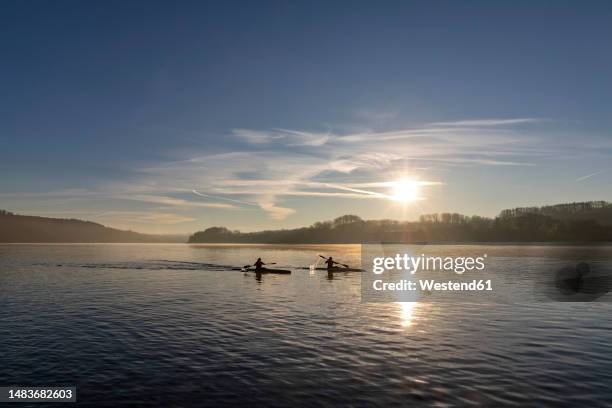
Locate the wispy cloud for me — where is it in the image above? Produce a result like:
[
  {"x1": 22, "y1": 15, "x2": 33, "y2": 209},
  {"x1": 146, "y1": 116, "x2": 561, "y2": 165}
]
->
[
  {"x1": 428, "y1": 118, "x2": 545, "y2": 127},
  {"x1": 576, "y1": 170, "x2": 608, "y2": 182},
  {"x1": 192, "y1": 189, "x2": 257, "y2": 206},
  {"x1": 117, "y1": 194, "x2": 236, "y2": 209},
  {"x1": 135, "y1": 212, "x2": 196, "y2": 224},
  {"x1": 233, "y1": 128, "x2": 330, "y2": 146},
  {"x1": 257, "y1": 196, "x2": 296, "y2": 220}
]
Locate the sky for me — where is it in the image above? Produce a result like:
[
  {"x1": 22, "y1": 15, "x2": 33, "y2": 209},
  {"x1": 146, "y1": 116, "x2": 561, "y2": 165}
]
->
[{"x1": 1, "y1": 1, "x2": 612, "y2": 234}]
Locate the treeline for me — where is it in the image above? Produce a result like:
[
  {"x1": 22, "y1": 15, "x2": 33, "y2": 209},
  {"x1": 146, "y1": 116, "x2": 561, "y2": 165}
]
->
[
  {"x1": 0, "y1": 211, "x2": 186, "y2": 243},
  {"x1": 189, "y1": 201, "x2": 612, "y2": 244},
  {"x1": 499, "y1": 201, "x2": 612, "y2": 224}
]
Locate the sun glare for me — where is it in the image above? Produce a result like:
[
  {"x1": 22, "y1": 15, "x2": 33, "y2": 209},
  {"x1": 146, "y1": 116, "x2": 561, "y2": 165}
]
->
[{"x1": 391, "y1": 179, "x2": 420, "y2": 203}]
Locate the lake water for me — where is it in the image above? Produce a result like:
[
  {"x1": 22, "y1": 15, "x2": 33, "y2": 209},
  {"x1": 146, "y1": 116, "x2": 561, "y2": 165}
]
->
[{"x1": 1, "y1": 244, "x2": 612, "y2": 406}]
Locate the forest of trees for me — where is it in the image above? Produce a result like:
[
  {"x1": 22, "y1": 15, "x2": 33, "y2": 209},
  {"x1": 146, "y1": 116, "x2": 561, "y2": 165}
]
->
[
  {"x1": 499, "y1": 201, "x2": 612, "y2": 223},
  {"x1": 189, "y1": 201, "x2": 612, "y2": 244}
]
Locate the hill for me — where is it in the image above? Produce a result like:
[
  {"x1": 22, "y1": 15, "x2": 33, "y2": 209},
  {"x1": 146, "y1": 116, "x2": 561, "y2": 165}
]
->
[
  {"x1": 0, "y1": 210, "x2": 185, "y2": 243},
  {"x1": 189, "y1": 201, "x2": 612, "y2": 244}
]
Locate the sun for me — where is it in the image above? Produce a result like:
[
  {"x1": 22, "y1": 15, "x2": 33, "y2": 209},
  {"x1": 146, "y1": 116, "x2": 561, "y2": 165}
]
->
[{"x1": 391, "y1": 179, "x2": 420, "y2": 202}]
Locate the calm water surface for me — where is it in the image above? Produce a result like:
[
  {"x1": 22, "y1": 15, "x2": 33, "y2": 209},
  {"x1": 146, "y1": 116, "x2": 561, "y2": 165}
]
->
[{"x1": 1, "y1": 244, "x2": 612, "y2": 406}]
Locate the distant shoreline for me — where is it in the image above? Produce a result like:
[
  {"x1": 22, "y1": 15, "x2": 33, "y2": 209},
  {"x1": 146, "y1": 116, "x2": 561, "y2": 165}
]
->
[
  {"x1": 2, "y1": 241, "x2": 612, "y2": 246},
  {"x1": 3, "y1": 201, "x2": 612, "y2": 244},
  {"x1": 189, "y1": 203, "x2": 612, "y2": 244}
]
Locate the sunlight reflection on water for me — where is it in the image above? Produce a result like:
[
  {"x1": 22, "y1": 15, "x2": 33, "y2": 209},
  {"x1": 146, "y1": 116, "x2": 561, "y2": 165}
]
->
[{"x1": 398, "y1": 301, "x2": 419, "y2": 327}]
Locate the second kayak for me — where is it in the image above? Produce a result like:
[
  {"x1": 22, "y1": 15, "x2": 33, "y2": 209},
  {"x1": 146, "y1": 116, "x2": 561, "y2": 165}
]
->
[
  {"x1": 298, "y1": 267, "x2": 364, "y2": 272},
  {"x1": 317, "y1": 267, "x2": 364, "y2": 272},
  {"x1": 327, "y1": 267, "x2": 364, "y2": 272}
]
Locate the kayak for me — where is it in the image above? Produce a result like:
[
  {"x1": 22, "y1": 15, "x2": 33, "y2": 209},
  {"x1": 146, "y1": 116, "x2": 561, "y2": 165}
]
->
[
  {"x1": 328, "y1": 267, "x2": 364, "y2": 272},
  {"x1": 248, "y1": 268, "x2": 291, "y2": 274}
]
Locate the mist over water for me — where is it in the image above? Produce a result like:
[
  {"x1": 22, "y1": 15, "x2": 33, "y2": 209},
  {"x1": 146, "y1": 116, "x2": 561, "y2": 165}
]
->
[{"x1": 2, "y1": 244, "x2": 612, "y2": 406}]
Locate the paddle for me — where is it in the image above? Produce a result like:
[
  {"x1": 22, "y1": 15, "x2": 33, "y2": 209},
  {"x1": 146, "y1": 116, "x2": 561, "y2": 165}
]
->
[{"x1": 318, "y1": 254, "x2": 349, "y2": 268}]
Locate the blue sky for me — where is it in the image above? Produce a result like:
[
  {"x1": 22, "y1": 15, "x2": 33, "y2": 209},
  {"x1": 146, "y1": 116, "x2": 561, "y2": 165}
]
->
[{"x1": 1, "y1": 1, "x2": 612, "y2": 233}]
